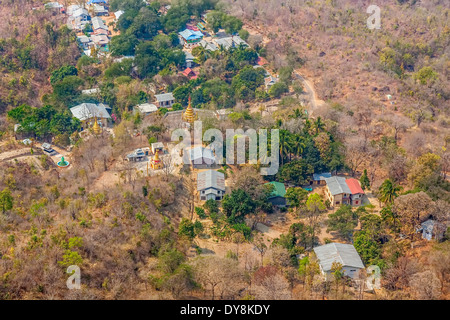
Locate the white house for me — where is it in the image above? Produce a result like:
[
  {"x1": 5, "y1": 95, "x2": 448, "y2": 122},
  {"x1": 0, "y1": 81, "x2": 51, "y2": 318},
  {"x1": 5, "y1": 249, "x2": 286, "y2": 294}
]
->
[
  {"x1": 134, "y1": 103, "x2": 158, "y2": 116},
  {"x1": 155, "y1": 93, "x2": 175, "y2": 108},
  {"x1": 313, "y1": 243, "x2": 365, "y2": 280},
  {"x1": 197, "y1": 170, "x2": 226, "y2": 201},
  {"x1": 92, "y1": 16, "x2": 108, "y2": 31},
  {"x1": 70, "y1": 103, "x2": 111, "y2": 129}
]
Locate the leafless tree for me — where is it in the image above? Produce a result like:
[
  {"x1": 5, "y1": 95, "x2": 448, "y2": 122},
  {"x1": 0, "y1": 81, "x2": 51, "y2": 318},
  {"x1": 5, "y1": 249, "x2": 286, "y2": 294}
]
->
[{"x1": 409, "y1": 270, "x2": 442, "y2": 300}]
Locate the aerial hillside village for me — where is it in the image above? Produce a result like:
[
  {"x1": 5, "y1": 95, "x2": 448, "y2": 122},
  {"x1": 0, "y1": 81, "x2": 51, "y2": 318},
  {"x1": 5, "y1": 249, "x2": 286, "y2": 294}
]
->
[{"x1": 0, "y1": 0, "x2": 448, "y2": 300}]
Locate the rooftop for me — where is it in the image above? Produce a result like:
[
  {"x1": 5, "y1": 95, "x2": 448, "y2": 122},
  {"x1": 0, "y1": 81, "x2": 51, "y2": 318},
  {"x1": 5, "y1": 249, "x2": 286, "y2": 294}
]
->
[
  {"x1": 346, "y1": 178, "x2": 365, "y2": 195},
  {"x1": 70, "y1": 103, "x2": 111, "y2": 121},
  {"x1": 151, "y1": 142, "x2": 164, "y2": 149},
  {"x1": 135, "y1": 103, "x2": 158, "y2": 114},
  {"x1": 92, "y1": 16, "x2": 107, "y2": 30},
  {"x1": 197, "y1": 170, "x2": 225, "y2": 191},
  {"x1": 214, "y1": 36, "x2": 248, "y2": 50},
  {"x1": 313, "y1": 243, "x2": 365, "y2": 272},
  {"x1": 324, "y1": 176, "x2": 351, "y2": 196},
  {"x1": 114, "y1": 10, "x2": 124, "y2": 19},
  {"x1": 155, "y1": 92, "x2": 175, "y2": 102},
  {"x1": 199, "y1": 40, "x2": 218, "y2": 51},
  {"x1": 265, "y1": 181, "x2": 286, "y2": 198},
  {"x1": 72, "y1": 8, "x2": 88, "y2": 18},
  {"x1": 179, "y1": 29, "x2": 204, "y2": 41},
  {"x1": 313, "y1": 172, "x2": 332, "y2": 181}
]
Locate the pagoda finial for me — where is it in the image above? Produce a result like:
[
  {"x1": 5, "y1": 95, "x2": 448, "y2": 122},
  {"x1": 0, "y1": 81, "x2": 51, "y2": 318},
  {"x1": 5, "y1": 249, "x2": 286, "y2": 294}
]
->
[
  {"x1": 182, "y1": 95, "x2": 197, "y2": 123},
  {"x1": 93, "y1": 116, "x2": 101, "y2": 135}
]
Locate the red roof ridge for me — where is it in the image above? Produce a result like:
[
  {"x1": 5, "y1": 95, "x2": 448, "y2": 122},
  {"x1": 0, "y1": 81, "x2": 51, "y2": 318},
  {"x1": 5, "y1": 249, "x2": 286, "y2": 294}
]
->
[{"x1": 346, "y1": 178, "x2": 364, "y2": 195}]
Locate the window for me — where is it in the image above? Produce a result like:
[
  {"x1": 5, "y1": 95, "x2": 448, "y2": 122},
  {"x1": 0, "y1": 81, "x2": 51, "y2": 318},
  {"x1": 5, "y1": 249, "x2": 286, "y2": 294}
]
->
[{"x1": 336, "y1": 201, "x2": 340, "y2": 205}]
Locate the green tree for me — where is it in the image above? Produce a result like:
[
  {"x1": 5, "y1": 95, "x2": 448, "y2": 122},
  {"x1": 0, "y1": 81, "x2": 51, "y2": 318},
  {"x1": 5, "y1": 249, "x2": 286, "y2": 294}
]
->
[
  {"x1": 222, "y1": 189, "x2": 256, "y2": 223},
  {"x1": 327, "y1": 205, "x2": 358, "y2": 241},
  {"x1": 378, "y1": 179, "x2": 402, "y2": 205},
  {"x1": 360, "y1": 169, "x2": 371, "y2": 190},
  {"x1": 58, "y1": 250, "x2": 83, "y2": 267},
  {"x1": 158, "y1": 249, "x2": 185, "y2": 274},
  {"x1": 285, "y1": 187, "x2": 309, "y2": 210},
  {"x1": 353, "y1": 230, "x2": 383, "y2": 266},
  {"x1": 0, "y1": 188, "x2": 13, "y2": 214},
  {"x1": 413, "y1": 66, "x2": 438, "y2": 85},
  {"x1": 277, "y1": 159, "x2": 314, "y2": 185},
  {"x1": 304, "y1": 193, "x2": 326, "y2": 248},
  {"x1": 178, "y1": 218, "x2": 196, "y2": 240},
  {"x1": 50, "y1": 65, "x2": 78, "y2": 85},
  {"x1": 268, "y1": 82, "x2": 289, "y2": 98},
  {"x1": 171, "y1": 103, "x2": 183, "y2": 111}
]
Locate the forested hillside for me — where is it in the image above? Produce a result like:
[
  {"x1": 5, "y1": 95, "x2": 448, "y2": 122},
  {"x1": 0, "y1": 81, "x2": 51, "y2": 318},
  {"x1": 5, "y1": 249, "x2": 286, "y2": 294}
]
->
[{"x1": 0, "y1": 0, "x2": 448, "y2": 301}]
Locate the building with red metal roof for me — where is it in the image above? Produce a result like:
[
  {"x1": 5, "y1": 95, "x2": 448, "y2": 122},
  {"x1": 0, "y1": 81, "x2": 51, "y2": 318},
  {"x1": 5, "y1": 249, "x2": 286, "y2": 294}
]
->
[{"x1": 346, "y1": 178, "x2": 365, "y2": 206}]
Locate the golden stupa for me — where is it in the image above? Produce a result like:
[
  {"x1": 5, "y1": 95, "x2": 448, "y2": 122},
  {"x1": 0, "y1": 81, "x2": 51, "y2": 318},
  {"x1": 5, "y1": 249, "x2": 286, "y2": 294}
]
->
[
  {"x1": 150, "y1": 149, "x2": 163, "y2": 170},
  {"x1": 92, "y1": 116, "x2": 101, "y2": 135},
  {"x1": 182, "y1": 96, "x2": 198, "y2": 123}
]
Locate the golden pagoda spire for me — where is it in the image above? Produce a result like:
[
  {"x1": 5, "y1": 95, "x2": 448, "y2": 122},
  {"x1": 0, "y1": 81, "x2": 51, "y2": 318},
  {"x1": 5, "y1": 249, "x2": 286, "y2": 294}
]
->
[
  {"x1": 151, "y1": 148, "x2": 163, "y2": 169},
  {"x1": 92, "y1": 116, "x2": 101, "y2": 135},
  {"x1": 182, "y1": 95, "x2": 197, "y2": 123},
  {"x1": 154, "y1": 149, "x2": 160, "y2": 161}
]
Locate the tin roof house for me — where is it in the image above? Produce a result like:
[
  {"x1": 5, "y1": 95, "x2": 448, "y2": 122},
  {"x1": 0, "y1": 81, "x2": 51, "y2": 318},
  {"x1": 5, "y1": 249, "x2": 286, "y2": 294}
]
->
[
  {"x1": 313, "y1": 243, "x2": 365, "y2": 280},
  {"x1": 312, "y1": 172, "x2": 332, "y2": 186},
  {"x1": 197, "y1": 170, "x2": 226, "y2": 201},
  {"x1": 155, "y1": 93, "x2": 175, "y2": 108},
  {"x1": 70, "y1": 103, "x2": 111, "y2": 129},
  {"x1": 134, "y1": 103, "x2": 158, "y2": 116},
  {"x1": 92, "y1": 16, "x2": 108, "y2": 31},
  {"x1": 265, "y1": 181, "x2": 287, "y2": 207},
  {"x1": 324, "y1": 176, "x2": 351, "y2": 206},
  {"x1": 346, "y1": 178, "x2": 365, "y2": 206},
  {"x1": 179, "y1": 29, "x2": 204, "y2": 48}
]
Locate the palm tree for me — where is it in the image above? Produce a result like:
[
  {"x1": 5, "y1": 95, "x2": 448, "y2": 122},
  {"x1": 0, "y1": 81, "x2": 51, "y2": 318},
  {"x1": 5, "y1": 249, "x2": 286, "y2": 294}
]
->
[
  {"x1": 291, "y1": 135, "x2": 306, "y2": 158},
  {"x1": 291, "y1": 108, "x2": 302, "y2": 119},
  {"x1": 314, "y1": 117, "x2": 325, "y2": 135},
  {"x1": 279, "y1": 130, "x2": 290, "y2": 165},
  {"x1": 378, "y1": 179, "x2": 402, "y2": 205},
  {"x1": 381, "y1": 205, "x2": 399, "y2": 232}
]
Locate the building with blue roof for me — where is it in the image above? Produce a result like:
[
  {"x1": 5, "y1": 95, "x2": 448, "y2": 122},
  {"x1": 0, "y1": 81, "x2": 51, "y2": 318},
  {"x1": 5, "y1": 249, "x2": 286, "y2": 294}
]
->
[
  {"x1": 87, "y1": 0, "x2": 108, "y2": 5},
  {"x1": 178, "y1": 29, "x2": 204, "y2": 48},
  {"x1": 312, "y1": 172, "x2": 332, "y2": 186}
]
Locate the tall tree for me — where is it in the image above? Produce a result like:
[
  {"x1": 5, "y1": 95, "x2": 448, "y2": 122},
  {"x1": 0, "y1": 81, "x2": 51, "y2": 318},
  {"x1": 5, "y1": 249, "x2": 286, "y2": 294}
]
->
[
  {"x1": 378, "y1": 179, "x2": 402, "y2": 205},
  {"x1": 0, "y1": 188, "x2": 13, "y2": 214}
]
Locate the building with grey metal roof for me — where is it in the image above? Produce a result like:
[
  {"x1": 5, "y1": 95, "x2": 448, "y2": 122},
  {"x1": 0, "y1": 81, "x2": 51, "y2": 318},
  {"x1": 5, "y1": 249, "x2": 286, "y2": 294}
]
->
[
  {"x1": 199, "y1": 39, "x2": 219, "y2": 52},
  {"x1": 214, "y1": 36, "x2": 248, "y2": 50},
  {"x1": 313, "y1": 243, "x2": 365, "y2": 279},
  {"x1": 92, "y1": 16, "x2": 107, "y2": 30},
  {"x1": 324, "y1": 176, "x2": 351, "y2": 206},
  {"x1": 70, "y1": 103, "x2": 111, "y2": 122},
  {"x1": 134, "y1": 103, "x2": 158, "y2": 116},
  {"x1": 197, "y1": 170, "x2": 225, "y2": 201},
  {"x1": 325, "y1": 176, "x2": 351, "y2": 195},
  {"x1": 155, "y1": 93, "x2": 175, "y2": 108}
]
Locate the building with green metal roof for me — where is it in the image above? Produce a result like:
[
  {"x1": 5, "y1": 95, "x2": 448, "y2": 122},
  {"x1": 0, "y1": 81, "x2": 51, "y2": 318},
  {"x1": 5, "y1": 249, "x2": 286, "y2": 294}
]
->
[{"x1": 265, "y1": 181, "x2": 287, "y2": 207}]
